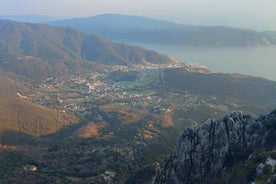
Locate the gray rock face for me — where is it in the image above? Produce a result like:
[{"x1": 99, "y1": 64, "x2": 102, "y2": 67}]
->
[{"x1": 153, "y1": 111, "x2": 270, "y2": 184}]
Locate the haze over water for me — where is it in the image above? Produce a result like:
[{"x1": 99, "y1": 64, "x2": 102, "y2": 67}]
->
[{"x1": 130, "y1": 43, "x2": 276, "y2": 81}]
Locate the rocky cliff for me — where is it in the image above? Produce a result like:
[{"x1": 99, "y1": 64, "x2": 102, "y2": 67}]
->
[{"x1": 153, "y1": 111, "x2": 276, "y2": 184}]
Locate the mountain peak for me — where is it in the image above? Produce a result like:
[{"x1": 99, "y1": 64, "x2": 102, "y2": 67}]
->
[{"x1": 153, "y1": 111, "x2": 276, "y2": 183}]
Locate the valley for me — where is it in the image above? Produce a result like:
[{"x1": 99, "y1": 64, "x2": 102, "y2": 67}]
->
[{"x1": 1, "y1": 60, "x2": 276, "y2": 183}]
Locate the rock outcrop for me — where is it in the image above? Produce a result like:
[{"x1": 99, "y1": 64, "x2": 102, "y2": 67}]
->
[{"x1": 153, "y1": 111, "x2": 276, "y2": 184}]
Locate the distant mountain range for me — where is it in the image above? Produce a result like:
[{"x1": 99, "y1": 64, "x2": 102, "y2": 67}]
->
[
  {"x1": 0, "y1": 15, "x2": 57, "y2": 23},
  {"x1": 0, "y1": 20, "x2": 174, "y2": 79},
  {"x1": 47, "y1": 14, "x2": 276, "y2": 47}
]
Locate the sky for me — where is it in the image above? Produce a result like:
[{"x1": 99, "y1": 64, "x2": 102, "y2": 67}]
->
[{"x1": 1, "y1": 0, "x2": 276, "y2": 31}]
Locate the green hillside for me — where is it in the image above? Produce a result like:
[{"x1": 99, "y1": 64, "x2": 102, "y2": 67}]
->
[
  {"x1": 162, "y1": 68, "x2": 276, "y2": 106},
  {"x1": 0, "y1": 19, "x2": 174, "y2": 80},
  {"x1": 0, "y1": 73, "x2": 77, "y2": 140}
]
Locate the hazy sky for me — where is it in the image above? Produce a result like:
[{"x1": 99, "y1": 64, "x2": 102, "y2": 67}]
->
[{"x1": 1, "y1": 0, "x2": 276, "y2": 30}]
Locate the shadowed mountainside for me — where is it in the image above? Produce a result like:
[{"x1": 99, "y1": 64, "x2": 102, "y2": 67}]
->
[
  {"x1": 0, "y1": 19, "x2": 174, "y2": 79},
  {"x1": 162, "y1": 68, "x2": 276, "y2": 106}
]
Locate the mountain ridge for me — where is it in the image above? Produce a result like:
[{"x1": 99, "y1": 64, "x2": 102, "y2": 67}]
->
[
  {"x1": 0, "y1": 19, "x2": 175, "y2": 80},
  {"x1": 0, "y1": 15, "x2": 57, "y2": 23},
  {"x1": 153, "y1": 111, "x2": 276, "y2": 183}
]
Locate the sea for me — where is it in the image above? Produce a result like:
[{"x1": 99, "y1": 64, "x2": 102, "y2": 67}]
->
[{"x1": 126, "y1": 42, "x2": 276, "y2": 81}]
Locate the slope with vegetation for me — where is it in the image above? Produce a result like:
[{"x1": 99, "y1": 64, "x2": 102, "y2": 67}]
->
[
  {"x1": 0, "y1": 73, "x2": 77, "y2": 140},
  {"x1": 162, "y1": 68, "x2": 276, "y2": 107},
  {"x1": 0, "y1": 19, "x2": 174, "y2": 80}
]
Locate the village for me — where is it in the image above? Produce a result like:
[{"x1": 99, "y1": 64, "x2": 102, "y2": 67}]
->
[{"x1": 28, "y1": 63, "x2": 208, "y2": 119}]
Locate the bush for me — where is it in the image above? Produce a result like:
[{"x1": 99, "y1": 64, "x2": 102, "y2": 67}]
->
[
  {"x1": 269, "y1": 151, "x2": 276, "y2": 160},
  {"x1": 266, "y1": 130, "x2": 276, "y2": 147},
  {"x1": 262, "y1": 164, "x2": 272, "y2": 175},
  {"x1": 243, "y1": 114, "x2": 251, "y2": 120},
  {"x1": 271, "y1": 109, "x2": 276, "y2": 115}
]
